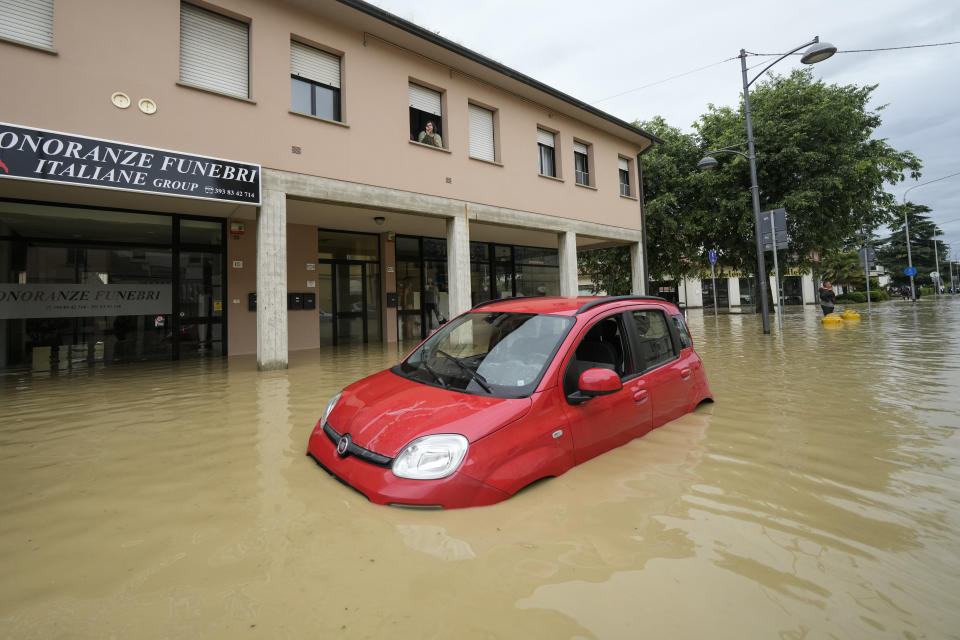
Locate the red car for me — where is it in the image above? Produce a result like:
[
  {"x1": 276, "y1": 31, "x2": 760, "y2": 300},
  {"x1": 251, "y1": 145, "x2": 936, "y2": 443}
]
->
[{"x1": 307, "y1": 295, "x2": 712, "y2": 509}]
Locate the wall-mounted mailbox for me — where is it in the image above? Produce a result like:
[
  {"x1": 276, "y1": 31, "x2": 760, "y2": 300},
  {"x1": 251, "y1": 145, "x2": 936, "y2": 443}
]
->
[
  {"x1": 386, "y1": 292, "x2": 398, "y2": 308},
  {"x1": 248, "y1": 292, "x2": 256, "y2": 311},
  {"x1": 287, "y1": 292, "x2": 304, "y2": 310},
  {"x1": 302, "y1": 292, "x2": 316, "y2": 310}
]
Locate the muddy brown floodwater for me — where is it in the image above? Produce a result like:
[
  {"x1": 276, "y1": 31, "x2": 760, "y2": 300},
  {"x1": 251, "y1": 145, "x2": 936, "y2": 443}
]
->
[{"x1": 2, "y1": 298, "x2": 959, "y2": 639}]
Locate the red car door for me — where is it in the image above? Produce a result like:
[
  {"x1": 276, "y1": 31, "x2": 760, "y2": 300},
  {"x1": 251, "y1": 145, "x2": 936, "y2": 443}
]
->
[
  {"x1": 628, "y1": 308, "x2": 685, "y2": 428},
  {"x1": 559, "y1": 312, "x2": 654, "y2": 464}
]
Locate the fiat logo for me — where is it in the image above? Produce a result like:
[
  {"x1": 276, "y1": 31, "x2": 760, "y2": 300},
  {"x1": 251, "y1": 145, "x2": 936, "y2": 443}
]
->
[{"x1": 337, "y1": 434, "x2": 352, "y2": 457}]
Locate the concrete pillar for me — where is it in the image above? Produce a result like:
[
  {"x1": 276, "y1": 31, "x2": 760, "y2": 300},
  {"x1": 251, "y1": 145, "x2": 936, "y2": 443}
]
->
[
  {"x1": 801, "y1": 273, "x2": 815, "y2": 305},
  {"x1": 728, "y1": 277, "x2": 741, "y2": 307},
  {"x1": 446, "y1": 212, "x2": 471, "y2": 317},
  {"x1": 256, "y1": 188, "x2": 289, "y2": 370},
  {"x1": 558, "y1": 230, "x2": 578, "y2": 297},
  {"x1": 685, "y1": 278, "x2": 704, "y2": 308},
  {"x1": 630, "y1": 241, "x2": 645, "y2": 295}
]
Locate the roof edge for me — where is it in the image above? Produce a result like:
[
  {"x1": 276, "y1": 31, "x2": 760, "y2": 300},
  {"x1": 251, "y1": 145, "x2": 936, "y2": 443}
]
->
[{"x1": 336, "y1": 0, "x2": 664, "y2": 147}]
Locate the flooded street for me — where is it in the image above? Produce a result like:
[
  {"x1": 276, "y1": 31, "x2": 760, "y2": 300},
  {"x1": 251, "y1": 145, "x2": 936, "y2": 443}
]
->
[{"x1": 2, "y1": 298, "x2": 959, "y2": 639}]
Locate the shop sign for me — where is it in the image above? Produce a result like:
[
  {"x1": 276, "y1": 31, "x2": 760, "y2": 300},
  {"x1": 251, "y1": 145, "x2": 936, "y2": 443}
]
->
[
  {"x1": 0, "y1": 122, "x2": 260, "y2": 205},
  {"x1": 0, "y1": 284, "x2": 172, "y2": 319}
]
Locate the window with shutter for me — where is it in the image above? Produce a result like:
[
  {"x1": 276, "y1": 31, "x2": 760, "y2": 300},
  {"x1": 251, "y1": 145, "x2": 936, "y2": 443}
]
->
[
  {"x1": 537, "y1": 129, "x2": 556, "y2": 177},
  {"x1": 619, "y1": 157, "x2": 631, "y2": 196},
  {"x1": 468, "y1": 104, "x2": 496, "y2": 162},
  {"x1": 180, "y1": 3, "x2": 249, "y2": 99},
  {"x1": 290, "y1": 41, "x2": 342, "y2": 121},
  {"x1": 574, "y1": 141, "x2": 590, "y2": 186},
  {"x1": 0, "y1": 0, "x2": 54, "y2": 49},
  {"x1": 409, "y1": 83, "x2": 444, "y2": 147}
]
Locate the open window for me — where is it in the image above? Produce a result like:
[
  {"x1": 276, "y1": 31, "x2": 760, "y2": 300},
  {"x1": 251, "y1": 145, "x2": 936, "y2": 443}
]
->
[
  {"x1": 563, "y1": 313, "x2": 632, "y2": 400},
  {"x1": 409, "y1": 82, "x2": 444, "y2": 148}
]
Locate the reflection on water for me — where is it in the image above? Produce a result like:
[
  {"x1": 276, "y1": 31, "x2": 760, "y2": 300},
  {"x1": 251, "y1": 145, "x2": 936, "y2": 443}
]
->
[{"x1": 2, "y1": 301, "x2": 960, "y2": 638}]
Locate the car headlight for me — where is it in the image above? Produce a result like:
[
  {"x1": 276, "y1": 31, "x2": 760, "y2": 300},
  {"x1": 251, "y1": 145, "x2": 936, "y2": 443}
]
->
[
  {"x1": 392, "y1": 434, "x2": 469, "y2": 480},
  {"x1": 322, "y1": 391, "x2": 342, "y2": 426}
]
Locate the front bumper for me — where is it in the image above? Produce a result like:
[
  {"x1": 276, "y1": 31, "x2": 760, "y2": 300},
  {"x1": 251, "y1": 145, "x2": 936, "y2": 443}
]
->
[{"x1": 306, "y1": 420, "x2": 509, "y2": 509}]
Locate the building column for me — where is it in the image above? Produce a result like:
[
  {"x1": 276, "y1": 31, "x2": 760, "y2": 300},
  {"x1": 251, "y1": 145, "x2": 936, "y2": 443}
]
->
[
  {"x1": 630, "y1": 241, "x2": 646, "y2": 295},
  {"x1": 728, "y1": 277, "x2": 741, "y2": 307},
  {"x1": 801, "y1": 273, "x2": 815, "y2": 305},
  {"x1": 446, "y1": 212, "x2": 471, "y2": 317},
  {"x1": 256, "y1": 188, "x2": 288, "y2": 370},
  {"x1": 558, "y1": 230, "x2": 578, "y2": 297}
]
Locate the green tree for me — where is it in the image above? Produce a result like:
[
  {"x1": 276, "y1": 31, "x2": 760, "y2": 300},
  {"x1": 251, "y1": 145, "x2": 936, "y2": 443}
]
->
[
  {"x1": 692, "y1": 68, "x2": 921, "y2": 273},
  {"x1": 818, "y1": 250, "x2": 864, "y2": 289},
  {"x1": 876, "y1": 203, "x2": 949, "y2": 286},
  {"x1": 578, "y1": 245, "x2": 631, "y2": 295}
]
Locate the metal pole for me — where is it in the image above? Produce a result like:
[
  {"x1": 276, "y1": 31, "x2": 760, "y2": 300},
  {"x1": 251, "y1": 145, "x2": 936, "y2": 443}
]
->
[
  {"x1": 769, "y1": 213, "x2": 783, "y2": 329},
  {"x1": 862, "y1": 227, "x2": 872, "y2": 313},
  {"x1": 904, "y1": 208, "x2": 916, "y2": 301},
  {"x1": 933, "y1": 231, "x2": 941, "y2": 295},
  {"x1": 742, "y1": 50, "x2": 771, "y2": 334},
  {"x1": 863, "y1": 246, "x2": 872, "y2": 314},
  {"x1": 711, "y1": 262, "x2": 718, "y2": 317}
]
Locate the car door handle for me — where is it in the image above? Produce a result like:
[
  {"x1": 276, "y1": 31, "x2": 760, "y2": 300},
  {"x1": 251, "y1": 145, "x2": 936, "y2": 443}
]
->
[
  {"x1": 633, "y1": 389, "x2": 648, "y2": 402},
  {"x1": 680, "y1": 368, "x2": 691, "y2": 379}
]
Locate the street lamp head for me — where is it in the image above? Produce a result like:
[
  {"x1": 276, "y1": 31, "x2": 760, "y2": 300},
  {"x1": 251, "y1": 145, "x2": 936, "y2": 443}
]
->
[
  {"x1": 800, "y1": 41, "x2": 837, "y2": 64},
  {"x1": 696, "y1": 156, "x2": 719, "y2": 172}
]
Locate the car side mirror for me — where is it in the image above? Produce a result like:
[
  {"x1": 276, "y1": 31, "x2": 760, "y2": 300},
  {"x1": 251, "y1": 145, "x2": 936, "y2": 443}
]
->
[{"x1": 567, "y1": 367, "x2": 621, "y2": 404}]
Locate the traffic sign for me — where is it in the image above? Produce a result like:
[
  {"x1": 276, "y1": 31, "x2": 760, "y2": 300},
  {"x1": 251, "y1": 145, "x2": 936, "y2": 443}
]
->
[
  {"x1": 904, "y1": 267, "x2": 917, "y2": 276},
  {"x1": 708, "y1": 249, "x2": 717, "y2": 265},
  {"x1": 759, "y1": 208, "x2": 789, "y2": 251}
]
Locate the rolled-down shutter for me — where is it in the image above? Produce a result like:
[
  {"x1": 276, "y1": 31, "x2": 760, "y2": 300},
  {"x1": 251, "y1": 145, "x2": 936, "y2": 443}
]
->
[
  {"x1": 409, "y1": 83, "x2": 441, "y2": 116},
  {"x1": 537, "y1": 128, "x2": 555, "y2": 147},
  {"x1": 291, "y1": 41, "x2": 340, "y2": 88},
  {"x1": 573, "y1": 141, "x2": 588, "y2": 156},
  {"x1": 180, "y1": 3, "x2": 249, "y2": 99},
  {"x1": 0, "y1": 0, "x2": 54, "y2": 48},
  {"x1": 618, "y1": 157, "x2": 630, "y2": 172},
  {"x1": 468, "y1": 104, "x2": 495, "y2": 162}
]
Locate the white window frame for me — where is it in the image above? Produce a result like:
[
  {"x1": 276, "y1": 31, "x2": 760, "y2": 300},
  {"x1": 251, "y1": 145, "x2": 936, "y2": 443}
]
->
[
  {"x1": 537, "y1": 128, "x2": 558, "y2": 178},
  {"x1": 574, "y1": 140, "x2": 591, "y2": 187},
  {"x1": 468, "y1": 102, "x2": 497, "y2": 163},
  {"x1": 179, "y1": 2, "x2": 250, "y2": 100},
  {"x1": 0, "y1": 0, "x2": 54, "y2": 50},
  {"x1": 619, "y1": 157, "x2": 632, "y2": 197},
  {"x1": 290, "y1": 39, "x2": 342, "y2": 121}
]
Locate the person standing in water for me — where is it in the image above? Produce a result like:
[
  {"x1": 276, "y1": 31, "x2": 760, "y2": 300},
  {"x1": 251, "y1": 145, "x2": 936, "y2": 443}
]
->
[{"x1": 818, "y1": 281, "x2": 836, "y2": 316}]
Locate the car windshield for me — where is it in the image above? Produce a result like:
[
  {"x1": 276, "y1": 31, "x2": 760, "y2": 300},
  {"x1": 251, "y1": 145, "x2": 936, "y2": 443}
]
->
[{"x1": 396, "y1": 312, "x2": 574, "y2": 397}]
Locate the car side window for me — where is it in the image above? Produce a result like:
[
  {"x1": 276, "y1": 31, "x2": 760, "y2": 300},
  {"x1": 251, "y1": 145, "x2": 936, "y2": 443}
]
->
[
  {"x1": 631, "y1": 310, "x2": 676, "y2": 371},
  {"x1": 563, "y1": 313, "x2": 631, "y2": 396},
  {"x1": 671, "y1": 315, "x2": 692, "y2": 349}
]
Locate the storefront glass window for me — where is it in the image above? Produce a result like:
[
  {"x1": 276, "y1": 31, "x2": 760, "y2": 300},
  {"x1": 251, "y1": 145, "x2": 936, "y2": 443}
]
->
[{"x1": 0, "y1": 202, "x2": 224, "y2": 371}]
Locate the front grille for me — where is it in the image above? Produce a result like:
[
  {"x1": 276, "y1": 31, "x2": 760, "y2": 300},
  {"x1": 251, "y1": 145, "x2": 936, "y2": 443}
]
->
[{"x1": 323, "y1": 422, "x2": 393, "y2": 467}]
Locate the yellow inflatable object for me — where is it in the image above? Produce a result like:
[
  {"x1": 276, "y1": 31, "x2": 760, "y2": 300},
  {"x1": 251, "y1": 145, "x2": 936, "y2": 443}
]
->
[
  {"x1": 841, "y1": 309, "x2": 861, "y2": 320},
  {"x1": 822, "y1": 313, "x2": 843, "y2": 327}
]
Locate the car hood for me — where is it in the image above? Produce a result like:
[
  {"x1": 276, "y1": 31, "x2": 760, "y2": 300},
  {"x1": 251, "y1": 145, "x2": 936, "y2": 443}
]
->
[{"x1": 328, "y1": 370, "x2": 532, "y2": 457}]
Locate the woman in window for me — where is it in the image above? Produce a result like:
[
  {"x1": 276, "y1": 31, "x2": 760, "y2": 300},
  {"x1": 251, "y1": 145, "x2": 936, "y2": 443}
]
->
[{"x1": 418, "y1": 121, "x2": 443, "y2": 147}]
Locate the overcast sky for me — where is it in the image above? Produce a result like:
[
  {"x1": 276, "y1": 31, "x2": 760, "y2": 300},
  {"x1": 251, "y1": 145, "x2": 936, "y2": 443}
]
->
[{"x1": 370, "y1": 0, "x2": 960, "y2": 268}]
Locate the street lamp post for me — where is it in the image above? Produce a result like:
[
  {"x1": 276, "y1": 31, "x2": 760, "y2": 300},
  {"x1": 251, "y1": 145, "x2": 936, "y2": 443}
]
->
[
  {"x1": 901, "y1": 171, "x2": 960, "y2": 301},
  {"x1": 698, "y1": 37, "x2": 836, "y2": 334}
]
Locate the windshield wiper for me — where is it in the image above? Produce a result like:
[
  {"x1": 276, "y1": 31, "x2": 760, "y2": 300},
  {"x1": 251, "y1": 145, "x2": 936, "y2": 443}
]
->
[
  {"x1": 420, "y1": 360, "x2": 448, "y2": 387},
  {"x1": 434, "y1": 349, "x2": 492, "y2": 393}
]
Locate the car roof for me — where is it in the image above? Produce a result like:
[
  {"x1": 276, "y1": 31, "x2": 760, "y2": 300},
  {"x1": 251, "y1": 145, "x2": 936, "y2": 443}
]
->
[{"x1": 470, "y1": 295, "x2": 676, "y2": 316}]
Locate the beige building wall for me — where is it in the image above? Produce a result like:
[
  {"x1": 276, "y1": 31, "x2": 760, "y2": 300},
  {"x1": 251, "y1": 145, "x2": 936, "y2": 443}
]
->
[
  {"x1": 0, "y1": 0, "x2": 646, "y2": 231},
  {"x1": 1, "y1": 0, "x2": 657, "y2": 366}
]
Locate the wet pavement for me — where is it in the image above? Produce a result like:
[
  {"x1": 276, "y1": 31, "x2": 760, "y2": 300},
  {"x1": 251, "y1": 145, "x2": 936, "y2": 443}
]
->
[{"x1": 2, "y1": 298, "x2": 959, "y2": 639}]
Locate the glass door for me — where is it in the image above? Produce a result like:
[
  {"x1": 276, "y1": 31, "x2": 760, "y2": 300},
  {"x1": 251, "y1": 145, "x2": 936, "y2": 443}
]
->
[{"x1": 336, "y1": 263, "x2": 364, "y2": 344}]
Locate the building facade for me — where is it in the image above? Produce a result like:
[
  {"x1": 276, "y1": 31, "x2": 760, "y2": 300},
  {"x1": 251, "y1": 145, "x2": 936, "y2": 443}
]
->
[{"x1": 0, "y1": 0, "x2": 658, "y2": 372}]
